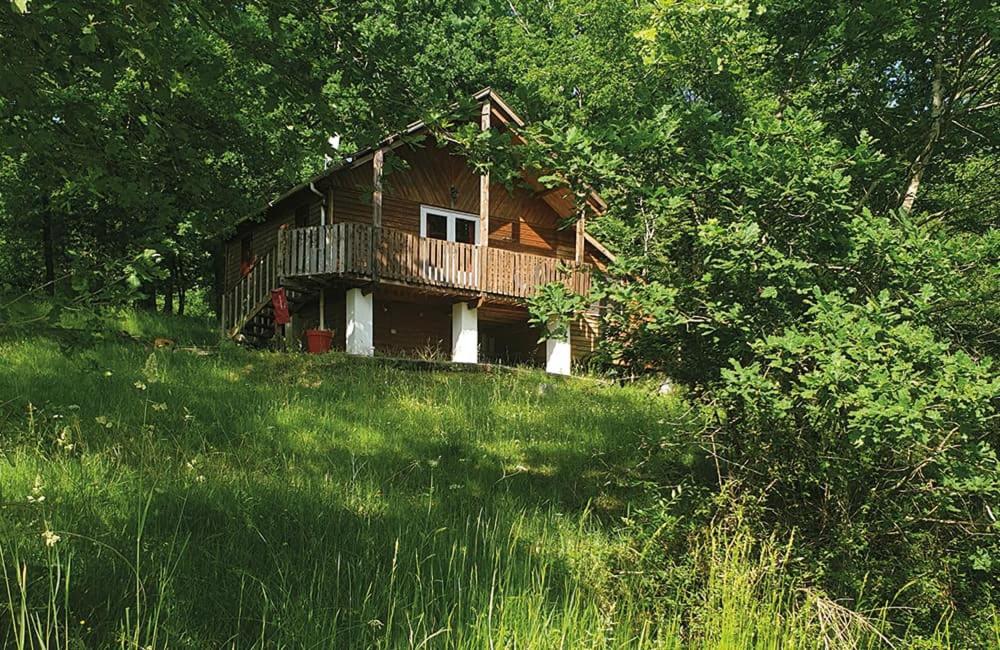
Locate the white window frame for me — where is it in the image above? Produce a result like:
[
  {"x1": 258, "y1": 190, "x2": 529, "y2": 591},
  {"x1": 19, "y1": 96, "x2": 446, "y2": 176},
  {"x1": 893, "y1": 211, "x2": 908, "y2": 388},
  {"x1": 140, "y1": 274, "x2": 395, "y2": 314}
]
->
[{"x1": 419, "y1": 205, "x2": 480, "y2": 245}]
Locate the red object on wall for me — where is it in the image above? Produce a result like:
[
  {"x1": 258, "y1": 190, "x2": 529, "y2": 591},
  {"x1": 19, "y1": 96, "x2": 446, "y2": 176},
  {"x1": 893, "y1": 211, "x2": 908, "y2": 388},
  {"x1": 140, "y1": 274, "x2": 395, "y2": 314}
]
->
[
  {"x1": 305, "y1": 329, "x2": 333, "y2": 354},
  {"x1": 271, "y1": 288, "x2": 290, "y2": 325}
]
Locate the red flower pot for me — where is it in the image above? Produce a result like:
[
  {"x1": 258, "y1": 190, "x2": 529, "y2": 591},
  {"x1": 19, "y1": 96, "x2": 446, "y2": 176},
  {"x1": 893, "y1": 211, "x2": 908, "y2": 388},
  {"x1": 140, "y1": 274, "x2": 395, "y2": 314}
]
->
[{"x1": 305, "y1": 328, "x2": 333, "y2": 354}]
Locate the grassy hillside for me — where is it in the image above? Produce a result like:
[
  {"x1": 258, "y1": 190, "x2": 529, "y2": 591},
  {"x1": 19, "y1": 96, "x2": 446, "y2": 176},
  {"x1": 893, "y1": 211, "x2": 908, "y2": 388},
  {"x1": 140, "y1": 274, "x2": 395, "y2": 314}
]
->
[
  {"x1": 0, "y1": 312, "x2": 980, "y2": 648},
  {"x1": 0, "y1": 312, "x2": 686, "y2": 648}
]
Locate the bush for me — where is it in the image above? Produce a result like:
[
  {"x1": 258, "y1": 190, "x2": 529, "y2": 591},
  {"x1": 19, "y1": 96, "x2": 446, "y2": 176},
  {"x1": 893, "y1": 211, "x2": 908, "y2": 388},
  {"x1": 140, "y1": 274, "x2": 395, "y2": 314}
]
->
[{"x1": 714, "y1": 289, "x2": 1000, "y2": 638}]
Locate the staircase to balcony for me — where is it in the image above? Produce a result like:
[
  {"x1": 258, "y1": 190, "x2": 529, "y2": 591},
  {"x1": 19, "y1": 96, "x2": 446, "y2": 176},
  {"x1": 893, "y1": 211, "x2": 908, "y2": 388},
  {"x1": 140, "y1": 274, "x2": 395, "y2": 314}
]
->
[{"x1": 221, "y1": 223, "x2": 592, "y2": 347}]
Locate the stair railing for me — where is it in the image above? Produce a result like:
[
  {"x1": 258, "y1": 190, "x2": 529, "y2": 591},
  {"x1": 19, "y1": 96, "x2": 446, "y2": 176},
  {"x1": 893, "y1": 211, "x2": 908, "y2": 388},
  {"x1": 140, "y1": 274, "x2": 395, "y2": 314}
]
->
[{"x1": 221, "y1": 246, "x2": 279, "y2": 337}]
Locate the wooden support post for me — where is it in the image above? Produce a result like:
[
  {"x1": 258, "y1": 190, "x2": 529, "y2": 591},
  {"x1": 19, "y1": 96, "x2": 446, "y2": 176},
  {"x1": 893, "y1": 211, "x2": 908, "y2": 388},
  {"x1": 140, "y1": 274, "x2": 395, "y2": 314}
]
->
[
  {"x1": 276, "y1": 228, "x2": 286, "y2": 279},
  {"x1": 479, "y1": 99, "x2": 491, "y2": 292},
  {"x1": 325, "y1": 186, "x2": 334, "y2": 225},
  {"x1": 575, "y1": 212, "x2": 586, "y2": 264},
  {"x1": 285, "y1": 314, "x2": 295, "y2": 349},
  {"x1": 373, "y1": 148, "x2": 384, "y2": 281},
  {"x1": 319, "y1": 288, "x2": 326, "y2": 330}
]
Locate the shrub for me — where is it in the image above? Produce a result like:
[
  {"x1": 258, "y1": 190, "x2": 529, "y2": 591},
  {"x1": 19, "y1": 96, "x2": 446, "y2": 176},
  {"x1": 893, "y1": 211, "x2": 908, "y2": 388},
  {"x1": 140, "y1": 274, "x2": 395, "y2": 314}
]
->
[
  {"x1": 526, "y1": 281, "x2": 588, "y2": 341},
  {"x1": 713, "y1": 289, "x2": 1000, "y2": 637}
]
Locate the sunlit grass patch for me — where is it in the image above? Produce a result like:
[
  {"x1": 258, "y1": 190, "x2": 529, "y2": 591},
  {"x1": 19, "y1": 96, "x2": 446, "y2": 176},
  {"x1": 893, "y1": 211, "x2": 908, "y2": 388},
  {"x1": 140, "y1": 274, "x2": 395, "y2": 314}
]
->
[
  {"x1": 0, "y1": 311, "x2": 941, "y2": 648},
  {"x1": 1, "y1": 312, "x2": 690, "y2": 648}
]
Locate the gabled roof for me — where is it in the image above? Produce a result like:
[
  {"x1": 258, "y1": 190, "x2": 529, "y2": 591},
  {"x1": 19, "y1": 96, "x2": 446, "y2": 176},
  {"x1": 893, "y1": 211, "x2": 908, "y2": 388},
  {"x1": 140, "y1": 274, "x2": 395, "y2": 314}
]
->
[{"x1": 245, "y1": 88, "x2": 615, "y2": 262}]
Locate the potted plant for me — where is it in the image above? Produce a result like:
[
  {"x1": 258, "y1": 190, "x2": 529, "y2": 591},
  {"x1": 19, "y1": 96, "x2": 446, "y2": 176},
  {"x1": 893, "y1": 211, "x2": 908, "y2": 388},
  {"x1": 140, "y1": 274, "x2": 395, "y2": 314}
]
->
[{"x1": 304, "y1": 327, "x2": 333, "y2": 354}]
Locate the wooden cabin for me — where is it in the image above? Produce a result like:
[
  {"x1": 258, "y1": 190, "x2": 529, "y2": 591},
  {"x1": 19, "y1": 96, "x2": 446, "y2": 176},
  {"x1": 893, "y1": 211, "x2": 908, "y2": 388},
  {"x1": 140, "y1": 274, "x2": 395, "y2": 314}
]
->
[{"x1": 219, "y1": 88, "x2": 614, "y2": 375}]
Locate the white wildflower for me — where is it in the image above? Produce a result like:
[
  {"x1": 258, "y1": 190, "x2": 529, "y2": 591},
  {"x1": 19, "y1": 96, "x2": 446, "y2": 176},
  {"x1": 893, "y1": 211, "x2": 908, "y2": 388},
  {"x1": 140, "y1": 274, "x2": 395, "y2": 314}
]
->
[
  {"x1": 42, "y1": 529, "x2": 61, "y2": 547},
  {"x1": 27, "y1": 474, "x2": 45, "y2": 503},
  {"x1": 57, "y1": 426, "x2": 75, "y2": 452}
]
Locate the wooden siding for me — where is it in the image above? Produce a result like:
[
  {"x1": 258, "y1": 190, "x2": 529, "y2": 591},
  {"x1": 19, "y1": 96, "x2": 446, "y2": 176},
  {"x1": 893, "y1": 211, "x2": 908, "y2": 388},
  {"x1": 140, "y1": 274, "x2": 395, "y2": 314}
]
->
[
  {"x1": 284, "y1": 285, "x2": 600, "y2": 365},
  {"x1": 328, "y1": 143, "x2": 576, "y2": 258},
  {"x1": 225, "y1": 139, "x2": 600, "y2": 293},
  {"x1": 570, "y1": 303, "x2": 603, "y2": 365},
  {"x1": 480, "y1": 319, "x2": 544, "y2": 366},
  {"x1": 223, "y1": 196, "x2": 323, "y2": 292},
  {"x1": 293, "y1": 292, "x2": 347, "y2": 351},
  {"x1": 293, "y1": 289, "x2": 452, "y2": 358},
  {"x1": 374, "y1": 298, "x2": 452, "y2": 358}
]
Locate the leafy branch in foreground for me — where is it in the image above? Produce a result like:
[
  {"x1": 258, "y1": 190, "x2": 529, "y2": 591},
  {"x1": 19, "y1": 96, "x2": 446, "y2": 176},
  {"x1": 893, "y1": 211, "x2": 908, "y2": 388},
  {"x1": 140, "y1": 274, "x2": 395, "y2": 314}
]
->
[{"x1": 526, "y1": 282, "x2": 588, "y2": 342}]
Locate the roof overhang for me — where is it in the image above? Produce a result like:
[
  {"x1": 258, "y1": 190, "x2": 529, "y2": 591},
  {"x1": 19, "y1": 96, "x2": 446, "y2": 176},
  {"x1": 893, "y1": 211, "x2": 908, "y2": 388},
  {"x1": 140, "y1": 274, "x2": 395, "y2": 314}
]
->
[{"x1": 237, "y1": 88, "x2": 615, "y2": 263}]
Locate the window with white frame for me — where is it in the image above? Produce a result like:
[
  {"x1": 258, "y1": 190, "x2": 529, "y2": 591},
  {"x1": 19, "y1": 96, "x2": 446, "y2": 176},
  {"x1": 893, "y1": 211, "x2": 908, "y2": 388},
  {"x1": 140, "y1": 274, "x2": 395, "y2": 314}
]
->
[{"x1": 420, "y1": 205, "x2": 479, "y2": 245}]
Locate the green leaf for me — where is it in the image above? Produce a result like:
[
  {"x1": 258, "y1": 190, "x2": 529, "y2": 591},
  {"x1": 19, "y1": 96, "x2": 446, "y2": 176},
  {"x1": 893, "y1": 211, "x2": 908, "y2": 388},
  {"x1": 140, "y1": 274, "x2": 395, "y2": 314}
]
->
[{"x1": 634, "y1": 27, "x2": 657, "y2": 42}]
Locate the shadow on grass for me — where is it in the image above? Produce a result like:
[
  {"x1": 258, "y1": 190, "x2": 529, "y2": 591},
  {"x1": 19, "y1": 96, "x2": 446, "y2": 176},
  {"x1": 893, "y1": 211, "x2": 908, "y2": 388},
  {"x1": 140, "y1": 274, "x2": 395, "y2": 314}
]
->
[{"x1": 0, "y1": 335, "x2": 701, "y2": 647}]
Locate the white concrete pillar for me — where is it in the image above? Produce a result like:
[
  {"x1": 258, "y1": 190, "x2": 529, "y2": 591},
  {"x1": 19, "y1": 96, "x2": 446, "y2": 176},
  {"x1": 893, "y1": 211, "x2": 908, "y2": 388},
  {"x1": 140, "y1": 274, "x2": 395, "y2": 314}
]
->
[
  {"x1": 451, "y1": 303, "x2": 478, "y2": 364},
  {"x1": 546, "y1": 331, "x2": 572, "y2": 376},
  {"x1": 346, "y1": 288, "x2": 373, "y2": 356}
]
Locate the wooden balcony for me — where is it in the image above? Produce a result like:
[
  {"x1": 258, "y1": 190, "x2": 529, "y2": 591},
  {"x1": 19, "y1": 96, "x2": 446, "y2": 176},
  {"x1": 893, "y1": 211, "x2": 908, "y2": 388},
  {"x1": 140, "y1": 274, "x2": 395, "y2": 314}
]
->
[
  {"x1": 278, "y1": 223, "x2": 592, "y2": 299},
  {"x1": 222, "y1": 223, "x2": 591, "y2": 339}
]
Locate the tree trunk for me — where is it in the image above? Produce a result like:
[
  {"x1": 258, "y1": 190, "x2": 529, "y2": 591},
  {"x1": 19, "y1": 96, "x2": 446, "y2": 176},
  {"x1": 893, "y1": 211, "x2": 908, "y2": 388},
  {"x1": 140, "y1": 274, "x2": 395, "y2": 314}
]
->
[
  {"x1": 138, "y1": 285, "x2": 157, "y2": 310},
  {"x1": 40, "y1": 210, "x2": 70, "y2": 295},
  {"x1": 177, "y1": 257, "x2": 187, "y2": 316},
  {"x1": 41, "y1": 213, "x2": 55, "y2": 296},
  {"x1": 901, "y1": 56, "x2": 945, "y2": 213},
  {"x1": 163, "y1": 254, "x2": 175, "y2": 314},
  {"x1": 162, "y1": 284, "x2": 174, "y2": 314}
]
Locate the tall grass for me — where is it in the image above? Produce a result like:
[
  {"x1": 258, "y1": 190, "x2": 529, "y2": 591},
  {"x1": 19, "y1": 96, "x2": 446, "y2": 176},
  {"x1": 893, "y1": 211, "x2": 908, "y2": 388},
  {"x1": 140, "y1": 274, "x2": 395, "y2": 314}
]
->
[
  {"x1": 3, "y1": 508, "x2": 666, "y2": 648},
  {"x1": 0, "y1": 310, "x2": 981, "y2": 648},
  {"x1": 6, "y1": 510, "x2": 954, "y2": 649}
]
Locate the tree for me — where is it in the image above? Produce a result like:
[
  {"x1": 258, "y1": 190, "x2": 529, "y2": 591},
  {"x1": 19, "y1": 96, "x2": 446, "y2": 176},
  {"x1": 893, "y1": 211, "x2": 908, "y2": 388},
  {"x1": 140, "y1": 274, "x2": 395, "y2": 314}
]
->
[
  {"x1": 0, "y1": 0, "x2": 500, "y2": 310},
  {"x1": 491, "y1": 0, "x2": 999, "y2": 636}
]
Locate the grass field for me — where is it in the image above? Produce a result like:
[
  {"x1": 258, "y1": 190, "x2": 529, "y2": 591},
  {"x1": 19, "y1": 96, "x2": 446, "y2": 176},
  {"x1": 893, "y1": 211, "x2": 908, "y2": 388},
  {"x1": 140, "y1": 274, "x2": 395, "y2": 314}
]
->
[{"x1": 0, "y1": 311, "x2": 978, "y2": 648}]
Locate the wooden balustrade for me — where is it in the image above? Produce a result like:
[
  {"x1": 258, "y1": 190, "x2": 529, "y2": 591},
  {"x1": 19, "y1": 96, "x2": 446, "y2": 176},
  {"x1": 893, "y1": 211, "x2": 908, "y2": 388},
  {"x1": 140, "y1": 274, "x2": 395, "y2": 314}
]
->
[
  {"x1": 378, "y1": 228, "x2": 481, "y2": 291},
  {"x1": 279, "y1": 222, "x2": 374, "y2": 278},
  {"x1": 483, "y1": 247, "x2": 590, "y2": 298},
  {"x1": 278, "y1": 223, "x2": 589, "y2": 298},
  {"x1": 225, "y1": 224, "x2": 592, "y2": 336}
]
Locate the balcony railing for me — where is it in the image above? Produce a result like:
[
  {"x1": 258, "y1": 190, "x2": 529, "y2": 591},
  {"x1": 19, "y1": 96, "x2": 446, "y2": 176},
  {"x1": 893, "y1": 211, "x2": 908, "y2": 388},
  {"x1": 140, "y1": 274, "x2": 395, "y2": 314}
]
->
[{"x1": 278, "y1": 223, "x2": 591, "y2": 298}]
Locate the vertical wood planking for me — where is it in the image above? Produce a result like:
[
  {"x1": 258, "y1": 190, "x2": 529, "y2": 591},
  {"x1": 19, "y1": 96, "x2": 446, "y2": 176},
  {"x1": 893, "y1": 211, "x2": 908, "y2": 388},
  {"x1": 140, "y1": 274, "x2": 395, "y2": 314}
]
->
[
  {"x1": 235, "y1": 223, "x2": 592, "y2": 313},
  {"x1": 372, "y1": 149, "x2": 384, "y2": 281},
  {"x1": 479, "y1": 100, "x2": 491, "y2": 248}
]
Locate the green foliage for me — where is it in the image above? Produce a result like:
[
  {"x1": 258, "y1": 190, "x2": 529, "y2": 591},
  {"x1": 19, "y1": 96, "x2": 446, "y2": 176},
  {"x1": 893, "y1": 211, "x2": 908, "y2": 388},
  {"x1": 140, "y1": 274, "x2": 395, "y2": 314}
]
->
[
  {"x1": 1, "y1": 249, "x2": 166, "y2": 334},
  {"x1": 526, "y1": 281, "x2": 588, "y2": 341},
  {"x1": 0, "y1": 0, "x2": 500, "y2": 308},
  {"x1": 715, "y1": 290, "x2": 1000, "y2": 638},
  {"x1": 491, "y1": 1, "x2": 999, "y2": 641},
  {"x1": 2, "y1": 315, "x2": 979, "y2": 648},
  {"x1": 595, "y1": 108, "x2": 884, "y2": 379},
  {"x1": 2, "y1": 0, "x2": 998, "y2": 642}
]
